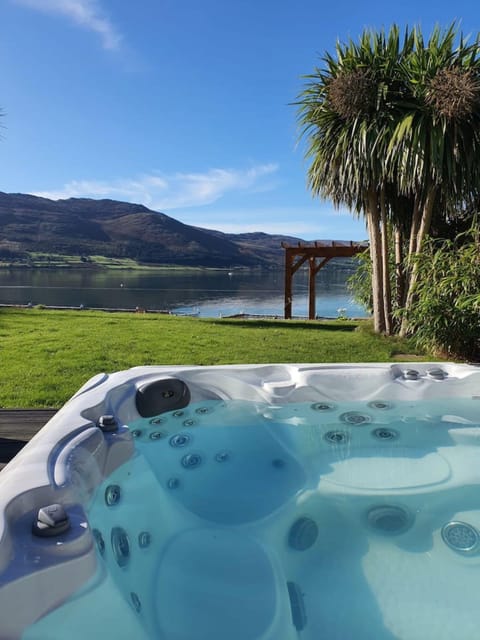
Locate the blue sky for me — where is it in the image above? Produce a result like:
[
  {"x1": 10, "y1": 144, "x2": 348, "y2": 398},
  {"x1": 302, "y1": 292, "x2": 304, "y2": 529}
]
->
[{"x1": 2, "y1": 1, "x2": 478, "y2": 240}]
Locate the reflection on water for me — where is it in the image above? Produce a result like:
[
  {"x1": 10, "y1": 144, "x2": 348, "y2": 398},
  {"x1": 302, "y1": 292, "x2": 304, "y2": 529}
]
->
[{"x1": 0, "y1": 268, "x2": 367, "y2": 318}]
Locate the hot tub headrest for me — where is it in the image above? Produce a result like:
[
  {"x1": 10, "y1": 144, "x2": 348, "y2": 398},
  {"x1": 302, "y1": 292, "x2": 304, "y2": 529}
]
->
[{"x1": 135, "y1": 377, "x2": 191, "y2": 418}]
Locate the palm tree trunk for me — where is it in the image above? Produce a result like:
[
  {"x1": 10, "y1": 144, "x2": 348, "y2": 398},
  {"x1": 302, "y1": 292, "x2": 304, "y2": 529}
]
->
[
  {"x1": 408, "y1": 197, "x2": 421, "y2": 258},
  {"x1": 400, "y1": 185, "x2": 437, "y2": 336},
  {"x1": 380, "y1": 188, "x2": 392, "y2": 335},
  {"x1": 394, "y1": 225, "x2": 405, "y2": 310},
  {"x1": 414, "y1": 186, "x2": 436, "y2": 254},
  {"x1": 366, "y1": 190, "x2": 386, "y2": 334}
]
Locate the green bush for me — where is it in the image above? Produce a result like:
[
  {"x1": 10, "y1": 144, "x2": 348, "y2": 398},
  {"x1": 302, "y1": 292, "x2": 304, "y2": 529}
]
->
[
  {"x1": 401, "y1": 228, "x2": 480, "y2": 360},
  {"x1": 347, "y1": 251, "x2": 373, "y2": 314}
]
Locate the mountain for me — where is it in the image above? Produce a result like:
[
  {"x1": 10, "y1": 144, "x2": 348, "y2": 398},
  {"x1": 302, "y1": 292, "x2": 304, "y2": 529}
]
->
[
  {"x1": 0, "y1": 192, "x2": 307, "y2": 268},
  {"x1": 0, "y1": 192, "x2": 360, "y2": 270}
]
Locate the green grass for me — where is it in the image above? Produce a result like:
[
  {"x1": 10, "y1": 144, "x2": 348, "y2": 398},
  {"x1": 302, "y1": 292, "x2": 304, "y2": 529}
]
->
[
  {"x1": 0, "y1": 252, "x2": 238, "y2": 270},
  {"x1": 0, "y1": 308, "x2": 429, "y2": 408},
  {"x1": 0, "y1": 253, "x2": 149, "y2": 269}
]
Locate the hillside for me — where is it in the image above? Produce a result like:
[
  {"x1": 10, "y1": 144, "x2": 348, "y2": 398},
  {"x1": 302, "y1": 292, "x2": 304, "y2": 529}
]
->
[
  {"x1": 0, "y1": 192, "x2": 303, "y2": 268},
  {"x1": 0, "y1": 192, "x2": 360, "y2": 270}
]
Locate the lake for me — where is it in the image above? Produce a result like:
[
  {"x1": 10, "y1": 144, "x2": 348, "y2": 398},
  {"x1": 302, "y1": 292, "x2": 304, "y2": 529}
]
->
[{"x1": 0, "y1": 267, "x2": 367, "y2": 319}]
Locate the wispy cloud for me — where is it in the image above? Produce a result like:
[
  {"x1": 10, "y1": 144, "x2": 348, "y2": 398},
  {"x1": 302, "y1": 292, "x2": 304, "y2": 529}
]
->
[
  {"x1": 34, "y1": 164, "x2": 280, "y2": 210},
  {"x1": 13, "y1": 0, "x2": 122, "y2": 50}
]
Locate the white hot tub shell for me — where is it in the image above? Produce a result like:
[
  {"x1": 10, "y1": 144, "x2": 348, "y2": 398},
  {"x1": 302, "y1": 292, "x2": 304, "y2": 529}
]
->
[{"x1": 1, "y1": 362, "x2": 480, "y2": 640}]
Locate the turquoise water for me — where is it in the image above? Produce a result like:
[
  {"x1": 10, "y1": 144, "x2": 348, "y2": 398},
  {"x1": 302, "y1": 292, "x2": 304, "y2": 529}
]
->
[{"x1": 24, "y1": 398, "x2": 480, "y2": 639}]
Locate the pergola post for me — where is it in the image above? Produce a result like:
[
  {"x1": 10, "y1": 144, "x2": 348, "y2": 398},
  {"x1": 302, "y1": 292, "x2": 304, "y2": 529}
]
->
[
  {"x1": 284, "y1": 248, "x2": 293, "y2": 320},
  {"x1": 308, "y1": 257, "x2": 316, "y2": 320}
]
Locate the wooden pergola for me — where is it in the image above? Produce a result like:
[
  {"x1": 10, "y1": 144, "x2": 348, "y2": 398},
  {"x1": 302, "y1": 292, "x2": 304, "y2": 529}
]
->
[{"x1": 283, "y1": 241, "x2": 368, "y2": 320}]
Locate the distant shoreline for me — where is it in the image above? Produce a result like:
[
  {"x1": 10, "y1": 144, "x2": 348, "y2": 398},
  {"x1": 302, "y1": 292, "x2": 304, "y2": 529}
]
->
[
  {"x1": 0, "y1": 260, "x2": 258, "y2": 273},
  {"x1": 0, "y1": 303, "x2": 368, "y2": 321}
]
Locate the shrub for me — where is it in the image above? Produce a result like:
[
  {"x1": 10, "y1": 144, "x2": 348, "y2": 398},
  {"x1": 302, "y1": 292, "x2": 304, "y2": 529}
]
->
[
  {"x1": 400, "y1": 226, "x2": 480, "y2": 360},
  {"x1": 347, "y1": 251, "x2": 373, "y2": 314}
]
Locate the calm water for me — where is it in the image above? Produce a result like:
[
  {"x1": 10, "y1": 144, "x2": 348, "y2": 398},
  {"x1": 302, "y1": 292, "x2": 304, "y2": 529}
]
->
[{"x1": 0, "y1": 267, "x2": 367, "y2": 318}]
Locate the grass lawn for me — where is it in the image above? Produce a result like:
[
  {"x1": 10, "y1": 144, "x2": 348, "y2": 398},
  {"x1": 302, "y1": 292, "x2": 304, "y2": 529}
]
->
[
  {"x1": 0, "y1": 253, "x2": 231, "y2": 270},
  {"x1": 0, "y1": 308, "x2": 430, "y2": 408}
]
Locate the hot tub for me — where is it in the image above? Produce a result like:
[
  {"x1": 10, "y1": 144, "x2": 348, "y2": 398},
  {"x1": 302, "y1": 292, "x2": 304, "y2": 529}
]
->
[{"x1": 1, "y1": 363, "x2": 480, "y2": 639}]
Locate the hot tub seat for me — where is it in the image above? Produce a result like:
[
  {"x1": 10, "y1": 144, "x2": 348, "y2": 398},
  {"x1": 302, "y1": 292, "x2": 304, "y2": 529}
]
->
[{"x1": 155, "y1": 528, "x2": 278, "y2": 640}]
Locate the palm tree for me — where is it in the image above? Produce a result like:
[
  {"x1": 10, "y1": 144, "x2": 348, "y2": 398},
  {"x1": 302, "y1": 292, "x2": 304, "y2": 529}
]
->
[
  {"x1": 297, "y1": 25, "x2": 415, "y2": 333},
  {"x1": 386, "y1": 25, "x2": 480, "y2": 332},
  {"x1": 297, "y1": 23, "x2": 480, "y2": 335}
]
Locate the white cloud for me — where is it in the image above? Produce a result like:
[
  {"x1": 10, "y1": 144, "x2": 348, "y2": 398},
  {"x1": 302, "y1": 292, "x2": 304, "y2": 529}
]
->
[
  {"x1": 34, "y1": 164, "x2": 279, "y2": 210},
  {"x1": 13, "y1": 0, "x2": 122, "y2": 50}
]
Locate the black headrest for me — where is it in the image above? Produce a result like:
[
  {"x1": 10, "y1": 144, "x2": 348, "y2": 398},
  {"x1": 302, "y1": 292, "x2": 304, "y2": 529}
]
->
[{"x1": 135, "y1": 377, "x2": 191, "y2": 418}]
